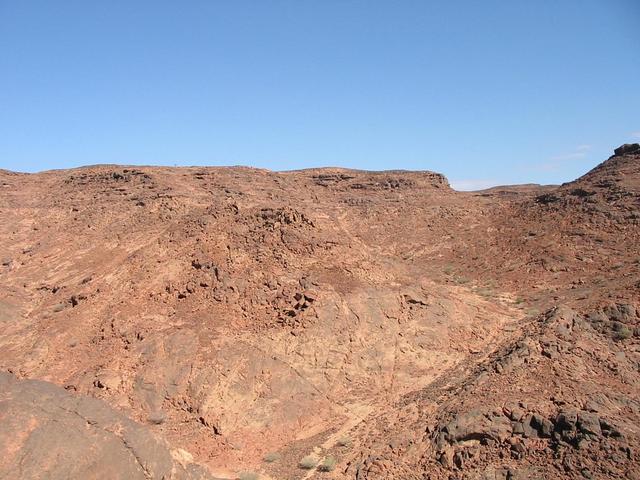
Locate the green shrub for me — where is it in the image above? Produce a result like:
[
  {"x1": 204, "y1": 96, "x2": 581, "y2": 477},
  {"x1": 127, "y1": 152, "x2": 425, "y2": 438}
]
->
[
  {"x1": 476, "y1": 287, "x2": 493, "y2": 298},
  {"x1": 337, "y1": 436, "x2": 351, "y2": 447},
  {"x1": 318, "y1": 456, "x2": 337, "y2": 472},
  {"x1": 613, "y1": 322, "x2": 633, "y2": 340},
  {"x1": 263, "y1": 452, "x2": 280, "y2": 463},
  {"x1": 299, "y1": 455, "x2": 317, "y2": 470}
]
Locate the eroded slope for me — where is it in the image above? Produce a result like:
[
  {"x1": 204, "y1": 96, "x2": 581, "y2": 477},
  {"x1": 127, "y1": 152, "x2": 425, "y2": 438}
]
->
[{"x1": 0, "y1": 145, "x2": 638, "y2": 479}]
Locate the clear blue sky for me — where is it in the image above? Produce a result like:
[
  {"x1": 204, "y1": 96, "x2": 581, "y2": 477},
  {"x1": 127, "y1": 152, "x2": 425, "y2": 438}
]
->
[{"x1": 1, "y1": 1, "x2": 639, "y2": 188}]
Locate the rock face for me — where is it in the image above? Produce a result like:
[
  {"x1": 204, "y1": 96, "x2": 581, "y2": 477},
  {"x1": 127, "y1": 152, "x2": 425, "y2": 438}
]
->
[
  {"x1": 614, "y1": 143, "x2": 640, "y2": 156},
  {"x1": 0, "y1": 372, "x2": 214, "y2": 480},
  {"x1": 432, "y1": 402, "x2": 626, "y2": 473},
  {"x1": 0, "y1": 149, "x2": 639, "y2": 479}
]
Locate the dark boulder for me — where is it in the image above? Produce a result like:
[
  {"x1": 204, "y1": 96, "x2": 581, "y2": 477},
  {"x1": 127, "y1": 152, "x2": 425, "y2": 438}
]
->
[
  {"x1": 614, "y1": 143, "x2": 640, "y2": 156},
  {"x1": 555, "y1": 409, "x2": 578, "y2": 430},
  {"x1": 531, "y1": 413, "x2": 554, "y2": 438},
  {"x1": 577, "y1": 412, "x2": 602, "y2": 436},
  {"x1": 441, "y1": 410, "x2": 513, "y2": 444}
]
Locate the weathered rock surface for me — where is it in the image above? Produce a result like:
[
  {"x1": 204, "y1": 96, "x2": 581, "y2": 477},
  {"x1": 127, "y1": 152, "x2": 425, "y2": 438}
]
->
[
  {"x1": 0, "y1": 372, "x2": 214, "y2": 480},
  {"x1": 0, "y1": 145, "x2": 639, "y2": 478}
]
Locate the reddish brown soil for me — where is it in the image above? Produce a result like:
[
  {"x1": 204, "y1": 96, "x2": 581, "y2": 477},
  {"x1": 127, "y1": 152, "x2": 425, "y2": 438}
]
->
[{"x1": 0, "y1": 144, "x2": 638, "y2": 479}]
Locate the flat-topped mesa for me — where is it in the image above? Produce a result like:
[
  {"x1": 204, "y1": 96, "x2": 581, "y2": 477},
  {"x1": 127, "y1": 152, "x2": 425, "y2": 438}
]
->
[
  {"x1": 345, "y1": 170, "x2": 451, "y2": 192},
  {"x1": 300, "y1": 167, "x2": 451, "y2": 191}
]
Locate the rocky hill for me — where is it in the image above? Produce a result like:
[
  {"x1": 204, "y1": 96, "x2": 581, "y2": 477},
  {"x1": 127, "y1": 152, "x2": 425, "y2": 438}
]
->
[{"x1": 0, "y1": 145, "x2": 638, "y2": 479}]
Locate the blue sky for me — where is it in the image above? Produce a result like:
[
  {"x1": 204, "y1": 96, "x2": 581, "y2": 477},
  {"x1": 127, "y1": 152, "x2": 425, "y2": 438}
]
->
[{"x1": 1, "y1": 1, "x2": 639, "y2": 189}]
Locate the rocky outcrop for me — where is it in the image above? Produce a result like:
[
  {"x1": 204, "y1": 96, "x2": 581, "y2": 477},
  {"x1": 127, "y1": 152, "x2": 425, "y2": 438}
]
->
[
  {"x1": 614, "y1": 143, "x2": 640, "y2": 156},
  {"x1": 0, "y1": 372, "x2": 214, "y2": 480},
  {"x1": 431, "y1": 403, "x2": 629, "y2": 477},
  {"x1": 586, "y1": 303, "x2": 639, "y2": 340}
]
